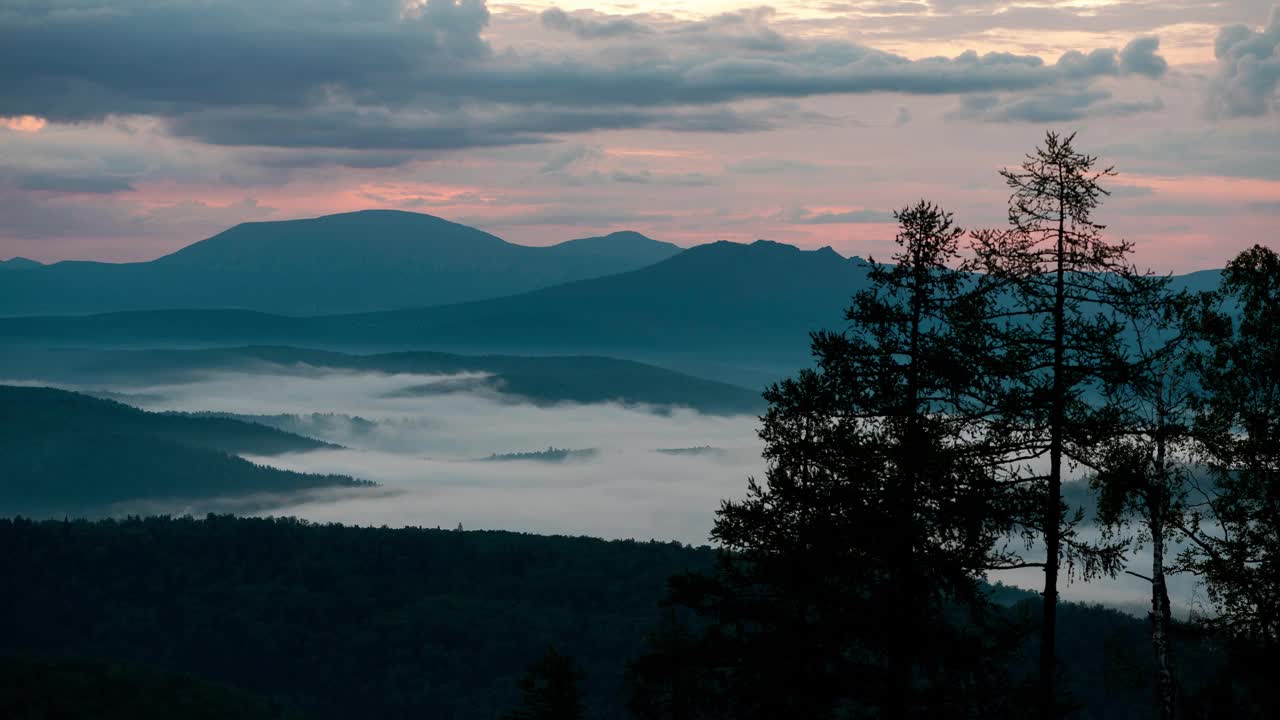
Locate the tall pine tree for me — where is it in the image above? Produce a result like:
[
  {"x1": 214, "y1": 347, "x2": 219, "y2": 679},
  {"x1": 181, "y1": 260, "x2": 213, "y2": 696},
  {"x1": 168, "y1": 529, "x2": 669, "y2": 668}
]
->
[
  {"x1": 969, "y1": 132, "x2": 1147, "y2": 718},
  {"x1": 651, "y1": 202, "x2": 1018, "y2": 718}
]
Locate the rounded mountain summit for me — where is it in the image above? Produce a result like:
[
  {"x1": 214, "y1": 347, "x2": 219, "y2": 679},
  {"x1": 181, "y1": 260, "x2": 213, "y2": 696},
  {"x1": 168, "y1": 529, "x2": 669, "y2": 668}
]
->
[{"x1": 0, "y1": 210, "x2": 684, "y2": 316}]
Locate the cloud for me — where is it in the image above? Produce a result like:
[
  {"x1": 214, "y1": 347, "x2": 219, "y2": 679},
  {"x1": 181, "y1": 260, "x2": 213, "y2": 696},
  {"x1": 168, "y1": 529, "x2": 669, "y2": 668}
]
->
[
  {"x1": 1119, "y1": 36, "x2": 1170, "y2": 79},
  {"x1": 788, "y1": 207, "x2": 895, "y2": 224},
  {"x1": 540, "y1": 8, "x2": 652, "y2": 39},
  {"x1": 609, "y1": 170, "x2": 718, "y2": 186},
  {"x1": 0, "y1": 0, "x2": 1172, "y2": 154},
  {"x1": 540, "y1": 143, "x2": 602, "y2": 174},
  {"x1": 948, "y1": 89, "x2": 1165, "y2": 123},
  {"x1": 725, "y1": 158, "x2": 834, "y2": 175},
  {"x1": 17, "y1": 171, "x2": 135, "y2": 194},
  {"x1": 1100, "y1": 126, "x2": 1280, "y2": 181},
  {"x1": 1208, "y1": 7, "x2": 1280, "y2": 117}
]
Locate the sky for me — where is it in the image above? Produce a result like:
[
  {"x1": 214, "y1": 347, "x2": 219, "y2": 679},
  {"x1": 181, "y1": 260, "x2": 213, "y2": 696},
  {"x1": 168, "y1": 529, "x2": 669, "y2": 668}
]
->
[{"x1": 1, "y1": 0, "x2": 1277, "y2": 272}]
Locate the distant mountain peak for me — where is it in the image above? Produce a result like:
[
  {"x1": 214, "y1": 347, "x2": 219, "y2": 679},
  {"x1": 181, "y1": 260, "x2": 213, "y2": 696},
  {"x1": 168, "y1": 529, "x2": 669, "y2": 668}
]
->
[
  {"x1": 0, "y1": 210, "x2": 686, "y2": 315},
  {"x1": 0, "y1": 257, "x2": 43, "y2": 270},
  {"x1": 547, "y1": 230, "x2": 682, "y2": 264}
]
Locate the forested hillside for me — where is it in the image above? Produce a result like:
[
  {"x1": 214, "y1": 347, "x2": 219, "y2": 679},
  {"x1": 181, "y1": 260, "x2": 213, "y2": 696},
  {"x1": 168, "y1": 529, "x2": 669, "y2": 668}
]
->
[
  {"x1": 0, "y1": 515, "x2": 1231, "y2": 720},
  {"x1": 0, "y1": 387, "x2": 369, "y2": 514}
]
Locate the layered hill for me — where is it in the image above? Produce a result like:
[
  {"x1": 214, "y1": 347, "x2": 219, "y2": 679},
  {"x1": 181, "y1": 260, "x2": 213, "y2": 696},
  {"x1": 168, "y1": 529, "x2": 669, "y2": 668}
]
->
[
  {"x1": 0, "y1": 240, "x2": 871, "y2": 384},
  {"x1": 0, "y1": 211, "x2": 681, "y2": 315},
  {"x1": 0, "y1": 386, "x2": 369, "y2": 515},
  {"x1": 0, "y1": 257, "x2": 43, "y2": 271}
]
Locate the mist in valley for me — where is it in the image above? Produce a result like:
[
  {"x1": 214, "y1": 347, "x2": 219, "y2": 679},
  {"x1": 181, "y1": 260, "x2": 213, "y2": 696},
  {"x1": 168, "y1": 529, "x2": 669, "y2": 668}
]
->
[{"x1": 7, "y1": 363, "x2": 1205, "y2": 616}]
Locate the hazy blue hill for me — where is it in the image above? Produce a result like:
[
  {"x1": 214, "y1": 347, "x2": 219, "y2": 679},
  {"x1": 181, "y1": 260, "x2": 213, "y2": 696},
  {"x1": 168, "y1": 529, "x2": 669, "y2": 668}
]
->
[
  {"x1": 1170, "y1": 267, "x2": 1222, "y2": 294},
  {"x1": 0, "y1": 346, "x2": 765, "y2": 413},
  {"x1": 0, "y1": 257, "x2": 43, "y2": 270},
  {"x1": 544, "y1": 230, "x2": 682, "y2": 265},
  {"x1": 3, "y1": 385, "x2": 335, "y2": 456},
  {"x1": 0, "y1": 243, "x2": 1230, "y2": 387},
  {"x1": 0, "y1": 240, "x2": 871, "y2": 384},
  {"x1": 0, "y1": 386, "x2": 367, "y2": 514},
  {"x1": 0, "y1": 210, "x2": 680, "y2": 316}
]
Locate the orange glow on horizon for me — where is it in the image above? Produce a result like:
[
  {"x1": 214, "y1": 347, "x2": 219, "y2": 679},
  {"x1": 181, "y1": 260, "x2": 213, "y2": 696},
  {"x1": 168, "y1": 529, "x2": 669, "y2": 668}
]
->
[{"x1": 1, "y1": 115, "x2": 48, "y2": 133}]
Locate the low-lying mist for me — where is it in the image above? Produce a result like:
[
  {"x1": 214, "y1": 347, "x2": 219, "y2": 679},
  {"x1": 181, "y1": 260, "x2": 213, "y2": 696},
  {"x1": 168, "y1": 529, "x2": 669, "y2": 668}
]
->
[
  {"x1": 48, "y1": 367, "x2": 764, "y2": 544},
  {"x1": 7, "y1": 364, "x2": 1201, "y2": 614}
]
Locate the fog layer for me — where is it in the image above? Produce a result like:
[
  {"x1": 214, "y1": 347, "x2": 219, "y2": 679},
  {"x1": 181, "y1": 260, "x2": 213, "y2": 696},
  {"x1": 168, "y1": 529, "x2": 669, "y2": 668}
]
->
[{"x1": 10, "y1": 365, "x2": 1205, "y2": 614}]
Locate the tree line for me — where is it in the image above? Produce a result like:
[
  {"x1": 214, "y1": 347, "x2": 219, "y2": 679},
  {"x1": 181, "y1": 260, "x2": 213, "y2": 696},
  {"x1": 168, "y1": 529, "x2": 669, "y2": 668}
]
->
[{"x1": 622, "y1": 132, "x2": 1279, "y2": 720}]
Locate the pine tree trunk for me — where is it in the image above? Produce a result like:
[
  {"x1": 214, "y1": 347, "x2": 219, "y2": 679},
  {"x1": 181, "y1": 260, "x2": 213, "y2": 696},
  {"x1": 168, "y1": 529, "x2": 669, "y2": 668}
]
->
[
  {"x1": 1151, "y1": 516, "x2": 1176, "y2": 720},
  {"x1": 887, "y1": 263, "x2": 927, "y2": 720},
  {"x1": 1039, "y1": 192, "x2": 1067, "y2": 720},
  {"x1": 1151, "y1": 418, "x2": 1176, "y2": 720}
]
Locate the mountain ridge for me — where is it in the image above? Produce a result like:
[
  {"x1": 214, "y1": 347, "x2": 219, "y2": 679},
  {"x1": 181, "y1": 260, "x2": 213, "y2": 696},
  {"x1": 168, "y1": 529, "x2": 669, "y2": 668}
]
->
[{"x1": 0, "y1": 210, "x2": 681, "y2": 316}]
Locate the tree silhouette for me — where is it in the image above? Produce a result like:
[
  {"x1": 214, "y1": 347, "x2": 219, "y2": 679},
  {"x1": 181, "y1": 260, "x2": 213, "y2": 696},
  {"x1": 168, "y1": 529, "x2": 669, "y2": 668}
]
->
[
  {"x1": 1181, "y1": 245, "x2": 1280, "y2": 648},
  {"x1": 969, "y1": 131, "x2": 1156, "y2": 718},
  {"x1": 504, "y1": 647, "x2": 585, "y2": 720},
  {"x1": 1092, "y1": 285, "x2": 1202, "y2": 720},
  {"x1": 651, "y1": 202, "x2": 1020, "y2": 718}
]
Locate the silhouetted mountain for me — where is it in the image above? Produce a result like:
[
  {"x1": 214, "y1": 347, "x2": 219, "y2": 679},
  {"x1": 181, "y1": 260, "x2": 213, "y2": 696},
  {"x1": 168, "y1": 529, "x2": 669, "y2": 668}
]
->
[
  {"x1": 0, "y1": 257, "x2": 42, "y2": 271},
  {"x1": 544, "y1": 230, "x2": 682, "y2": 265},
  {"x1": 0, "y1": 210, "x2": 680, "y2": 315},
  {"x1": 0, "y1": 346, "x2": 764, "y2": 414},
  {"x1": 0, "y1": 386, "x2": 368, "y2": 515},
  {"x1": 0, "y1": 240, "x2": 870, "y2": 385},
  {"x1": 0, "y1": 242, "x2": 1231, "y2": 387}
]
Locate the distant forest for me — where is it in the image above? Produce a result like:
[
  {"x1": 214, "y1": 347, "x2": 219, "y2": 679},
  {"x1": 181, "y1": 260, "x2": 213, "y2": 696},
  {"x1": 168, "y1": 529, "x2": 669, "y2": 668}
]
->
[{"x1": 0, "y1": 515, "x2": 1228, "y2": 720}]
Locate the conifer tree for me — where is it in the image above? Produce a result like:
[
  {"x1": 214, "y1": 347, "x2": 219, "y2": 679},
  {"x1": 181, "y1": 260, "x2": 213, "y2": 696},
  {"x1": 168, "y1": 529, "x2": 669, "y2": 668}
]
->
[
  {"x1": 969, "y1": 132, "x2": 1151, "y2": 718},
  {"x1": 1181, "y1": 245, "x2": 1280, "y2": 648},
  {"x1": 504, "y1": 647, "x2": 585, "y2": 720},
  {"x1": 655, "y1": 201, "x2": 1018, "y2": 718}
]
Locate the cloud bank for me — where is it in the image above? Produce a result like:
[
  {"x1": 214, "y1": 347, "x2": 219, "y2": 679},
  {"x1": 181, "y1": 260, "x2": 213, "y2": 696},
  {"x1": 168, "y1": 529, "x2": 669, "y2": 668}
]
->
[{"x1": 0, "y1": 0, "x2": 1173, "y2": 156}]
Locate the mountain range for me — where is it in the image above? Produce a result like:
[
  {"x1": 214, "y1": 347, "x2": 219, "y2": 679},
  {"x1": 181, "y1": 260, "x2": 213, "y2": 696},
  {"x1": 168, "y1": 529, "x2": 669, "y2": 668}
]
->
[
  {"x1": 0, "y1": 238, "x2": 871, "y2": 385},
  {"x1": 0, "y1": 210, "x2": 681, "y2": 315},
  {"x1": 0, "y1": 210, "x2": 1228, "y2": 386}
]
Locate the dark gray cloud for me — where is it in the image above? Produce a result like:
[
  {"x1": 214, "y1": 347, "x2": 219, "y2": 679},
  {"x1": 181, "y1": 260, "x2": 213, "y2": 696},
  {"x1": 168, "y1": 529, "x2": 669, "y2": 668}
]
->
[
  {"x1": 0, "y1": 0, "x2": 1172, "y2": 157},
  {"x1": 540, "y1": 144, "x2": 603, "y2": 174},
  {"x1": 1100, "y1": 127, "x2": 1280, "y2": 181},
  {"x1": 1119, "y1": 37, "x2": 1170, "y2": 78},
  {"x1": 0, "y1": 0, "x2": 492, "y2": 122},
  {"x1": 948, "y1": 90, "x2": 1165, "y2": 123},
  {"x1": 833, "y1": 1, "x2": 1274, "y2": 38},
  {"x1": 164, "y1": 104, "x2": 786, "y2": 151},
  {"x1": 17, "y1": 171, "x2": 135, "y2": 194},
  {"x1": 1208, "y1": 7, "x2": 1280, "y2": 117}
]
